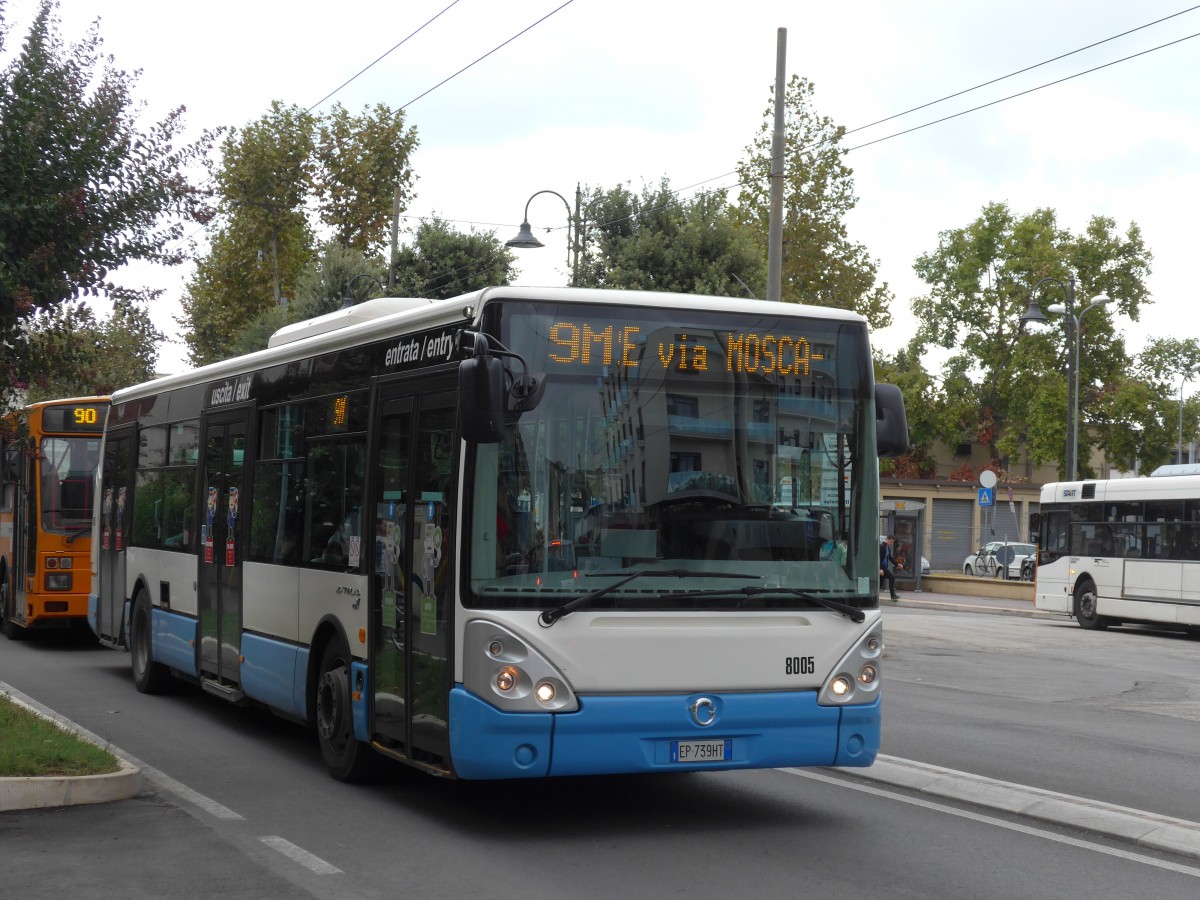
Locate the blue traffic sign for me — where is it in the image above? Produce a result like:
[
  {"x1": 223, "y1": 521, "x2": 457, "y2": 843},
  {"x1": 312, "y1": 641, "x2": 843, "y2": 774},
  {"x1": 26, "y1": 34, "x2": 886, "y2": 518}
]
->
[{"x1": 978, "y1": 487, "x2": 994, "y2": 507}]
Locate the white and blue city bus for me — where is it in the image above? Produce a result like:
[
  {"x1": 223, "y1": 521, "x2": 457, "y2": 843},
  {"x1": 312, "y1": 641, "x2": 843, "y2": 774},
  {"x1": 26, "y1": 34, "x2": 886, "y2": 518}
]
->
[
  {"x1": 90, "y1": 287, "x2": 908, "y2": 780},
  {"x1": 1031, "y1": 474, "x2": 1200, "y2": 635}
]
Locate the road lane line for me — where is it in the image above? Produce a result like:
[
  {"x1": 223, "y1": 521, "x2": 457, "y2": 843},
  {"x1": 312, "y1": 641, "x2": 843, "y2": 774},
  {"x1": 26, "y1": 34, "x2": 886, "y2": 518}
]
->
[
  {"x1": 259, "y1": 836, "x2": 343, "y2": 875},
  {"x1": 786, "y1": 768, "x2": 1200, "y2": 877}
]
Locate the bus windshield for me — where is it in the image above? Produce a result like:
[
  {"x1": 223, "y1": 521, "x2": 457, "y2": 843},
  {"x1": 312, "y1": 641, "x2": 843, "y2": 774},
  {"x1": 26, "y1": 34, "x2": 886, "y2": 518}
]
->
[
  {"x1": 465, "y1": 301, "x2": 879, "y2": 611},
  {"x1": 39, "y1": 436, "x2": 102, "y2": 533}
]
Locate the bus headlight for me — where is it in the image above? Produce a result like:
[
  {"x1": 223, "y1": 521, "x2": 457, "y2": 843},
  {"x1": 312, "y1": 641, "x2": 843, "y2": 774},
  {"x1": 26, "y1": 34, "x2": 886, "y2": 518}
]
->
[
  {"x1": 495, "y1": 668, "x2": 518, "y2": 693},
  {"x1": 829, "y1": 676, "x2": 852, "y2": 698},
  {"x1": 45, "y1": 573, "x2": 72, "y2": 591},
  {"x1": 818, "y1": 619, "x2": 883, "y2": 706},
  {"x1": 463, "y1": 620, "x2": 579, "y2": 713}
]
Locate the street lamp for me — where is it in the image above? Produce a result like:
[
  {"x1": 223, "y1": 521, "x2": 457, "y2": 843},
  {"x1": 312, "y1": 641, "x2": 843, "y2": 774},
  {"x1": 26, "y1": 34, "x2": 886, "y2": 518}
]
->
[
  {"x1": 506, "y1": 186, "x2": 583, "y2": 286},
  {"x1": 341, "y1": 273, "x2": 385, "y2": 309},
  {"x1": 1019, "y1": 275, "x2": 1111, "y2": 481}
]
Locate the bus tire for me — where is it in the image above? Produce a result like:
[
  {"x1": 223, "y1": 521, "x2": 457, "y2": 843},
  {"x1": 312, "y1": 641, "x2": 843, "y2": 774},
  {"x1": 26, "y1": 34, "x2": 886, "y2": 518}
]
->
[
  {"x1": 130, "y1": 589, "x2": 170, "y2": 693},
  {"x1": 315, "y1": 640, "x2": 376, "y2": 782},
  {"x1": 1073, "y1": 580, "x2": 1107, "y2": 631},
  {"x1": 1, "y1": 579, "x2": 24, "y2": 641}
]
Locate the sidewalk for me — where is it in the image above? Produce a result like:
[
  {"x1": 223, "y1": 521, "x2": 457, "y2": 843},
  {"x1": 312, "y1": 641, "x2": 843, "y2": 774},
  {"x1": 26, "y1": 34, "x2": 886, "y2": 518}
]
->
[{"x1": 887, "y1": 587, "x2": 1056, "y2": 618}]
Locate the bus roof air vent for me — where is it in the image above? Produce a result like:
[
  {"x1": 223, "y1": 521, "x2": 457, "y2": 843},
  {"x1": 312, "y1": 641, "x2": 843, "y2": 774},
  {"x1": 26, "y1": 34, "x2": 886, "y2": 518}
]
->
[
  {"x1": 267, "y1": 297, "x2": 432, "y2": 348},
  {"x1": 1082, "y1": 483, "x2": 1096, "y2": 499}
]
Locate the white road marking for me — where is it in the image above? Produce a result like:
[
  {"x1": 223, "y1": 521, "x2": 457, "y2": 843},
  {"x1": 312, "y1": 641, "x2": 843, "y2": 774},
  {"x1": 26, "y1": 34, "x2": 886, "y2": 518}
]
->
[
  {"x1": 259, "y1": 836, "x2": 343, "y2": 875},
  {"x1": 137, "y1": 763, "x2": 244, "y2": 821},
  {"x1": 786, "y1": 768, "x2": 1200, "y2": 878}
]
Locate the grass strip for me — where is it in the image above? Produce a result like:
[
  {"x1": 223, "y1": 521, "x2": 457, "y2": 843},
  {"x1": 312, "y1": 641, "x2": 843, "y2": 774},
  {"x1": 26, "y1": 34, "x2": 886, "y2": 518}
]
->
[{"x1": 0, "y1": 693, "x2": 120, "y2": 778}]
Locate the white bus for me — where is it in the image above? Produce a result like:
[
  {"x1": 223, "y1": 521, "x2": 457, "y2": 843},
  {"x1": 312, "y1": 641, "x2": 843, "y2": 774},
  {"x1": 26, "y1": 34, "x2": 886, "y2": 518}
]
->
[
  {"x1": 90, "y1": 286, "x2": 909, "y2": 780},
  {"x1": 1031, "y1": 475, "x2": 1200, "y2": 635}
]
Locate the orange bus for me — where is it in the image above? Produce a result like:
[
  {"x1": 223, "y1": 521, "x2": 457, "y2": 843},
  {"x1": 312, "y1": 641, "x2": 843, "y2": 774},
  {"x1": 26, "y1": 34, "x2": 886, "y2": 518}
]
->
[{"x1": 0, "y1": 396, "x2": 109, "y2": 638}]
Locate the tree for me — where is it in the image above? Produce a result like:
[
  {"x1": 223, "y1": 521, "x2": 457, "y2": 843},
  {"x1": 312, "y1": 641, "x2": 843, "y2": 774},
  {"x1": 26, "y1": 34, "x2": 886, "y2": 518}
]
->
[
  {"x1": 874, "y1": 340, "x2": 944, "y2": 479},
  {"x1": 391, "y1": 217, "x2": 516, "y2": 300},
  {"x1": 735, "y1": 75, "x2": 892, "y2": 327},
  {"x1": 226, "y1": 242, "x2": 382, "y2": 357},
  {"x1": 179, "y1": 101, "x2": 316, "y2": 365},
  {"x1": 911, "y1": 202, "x2": 1152, "y2": 478},
  {"x1": 1102, "y1": 336, "x2": 1200, "y2": 469},
  {"x1": 575, "y1": 179, "x2": 764, "y2": 296},
  {"x1": 179, "y1": 100, "x2": 420, "y2": 365},
  {"x1": 314, "y1": 103, "x2": 418, "y2": 256},
  {"x1": 21, "y1": 298, "x2": 162, "y2": 400},
  {"x1": 0, "y1": 0, "x2": 215, "y2": 400}
]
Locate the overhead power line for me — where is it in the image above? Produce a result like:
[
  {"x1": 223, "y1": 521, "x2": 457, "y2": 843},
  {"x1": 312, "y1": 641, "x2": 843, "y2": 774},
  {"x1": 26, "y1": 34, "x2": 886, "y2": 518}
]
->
[{"x1": 306, "y1": 0, "x2": 465, "y2": 113}]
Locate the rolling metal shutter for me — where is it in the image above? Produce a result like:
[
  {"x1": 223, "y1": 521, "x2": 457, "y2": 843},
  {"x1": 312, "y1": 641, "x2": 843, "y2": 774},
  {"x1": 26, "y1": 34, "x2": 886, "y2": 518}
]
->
[{"x1": 930, "y1": 498, "x2": 973, "y2": 572}]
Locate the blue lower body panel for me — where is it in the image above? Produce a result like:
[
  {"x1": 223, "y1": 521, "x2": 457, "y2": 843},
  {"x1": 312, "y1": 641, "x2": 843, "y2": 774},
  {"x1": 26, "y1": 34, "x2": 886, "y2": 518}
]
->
[
  {"x1": 241, "y1": 633, "x2": 306, "y2": 720},
  {"x1": 448, "y1": 687, "x2": 879, "y2": 780},
  {"x1": 152, "y1": 608, "x2": 198, "y2": 677}
]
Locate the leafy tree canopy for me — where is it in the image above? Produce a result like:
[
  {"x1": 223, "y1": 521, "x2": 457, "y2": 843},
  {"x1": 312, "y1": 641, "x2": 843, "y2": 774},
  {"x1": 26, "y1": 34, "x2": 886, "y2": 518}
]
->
[
  {"x1": 392, "y1": 216, "x2": 515, "y2": 300},
  {"x1": 576, "y1": 179, "x2": 763, "y2": 297},
  {"x1": 180, "y1": 99, "x2": 418, "y2": 365},
  {"x1": 21, "y1": 298, "x2": 162, "y2": 400},
  {"x1": 736, "y1": 75, "x2": 892, "y2": 328},
  {"x1": 909, "y1": 201, "x2": 1154, "y2": 478},
  {"x1": 0, "y1": 0, "x2": 215, "y2": 401}
]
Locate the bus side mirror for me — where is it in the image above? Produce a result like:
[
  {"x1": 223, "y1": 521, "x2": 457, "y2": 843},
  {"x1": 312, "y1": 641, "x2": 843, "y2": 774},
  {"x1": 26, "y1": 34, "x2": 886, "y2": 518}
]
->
[
  {"x1": 1028, "y1": 512, "x2": 1041, "y2": 545},
  {"x1": 875, "y1": 383, "x2": 910, "y2": 458},
  {"x1": 458, "y1": 355, "x2": 505, "y2": 444}
]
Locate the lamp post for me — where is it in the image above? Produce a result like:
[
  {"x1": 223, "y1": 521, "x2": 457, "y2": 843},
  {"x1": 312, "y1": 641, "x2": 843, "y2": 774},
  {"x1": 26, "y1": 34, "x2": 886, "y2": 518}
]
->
[
  {"x1": 1179, "y1": 369, "x2": 1198, "y2": 465},
  {"x1": 341, "y1": 273, "x2": 385, "y2": 309},
  {"x1": 505, "y1": 185, "x2": 583, "y2": 286},
  {"x1": 1019, "y1": 275, "x2": 1111, "y2": 481}
]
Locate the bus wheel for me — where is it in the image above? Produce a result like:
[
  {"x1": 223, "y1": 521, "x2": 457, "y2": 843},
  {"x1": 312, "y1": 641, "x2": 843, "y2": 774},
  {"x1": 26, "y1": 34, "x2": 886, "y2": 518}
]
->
[
  {"x1": 130, "y1": 590, "x2": 170, "y2": 693},
  {"x1": 315, "y1": 641, "x2": 375, "y2": 782},
  {"x1": 1, "y1": 580, "x2": 24, "y2": 641},
  {"x1": 1073, "y1": 580, "x2": 1107, "y2": 631}
]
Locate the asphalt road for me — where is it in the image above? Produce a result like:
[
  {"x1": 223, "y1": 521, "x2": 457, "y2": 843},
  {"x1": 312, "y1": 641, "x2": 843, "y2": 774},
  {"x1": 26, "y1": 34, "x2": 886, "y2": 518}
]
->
[{"x1": 2, "y1": 595, "x2": 1199, "y2": 899}]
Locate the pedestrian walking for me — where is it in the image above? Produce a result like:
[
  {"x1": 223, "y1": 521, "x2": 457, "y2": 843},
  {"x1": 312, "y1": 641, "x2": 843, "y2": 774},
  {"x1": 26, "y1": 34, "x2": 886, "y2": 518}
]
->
[{"x1": 880, "y1": 534, "x2": 899, "y2": 601}]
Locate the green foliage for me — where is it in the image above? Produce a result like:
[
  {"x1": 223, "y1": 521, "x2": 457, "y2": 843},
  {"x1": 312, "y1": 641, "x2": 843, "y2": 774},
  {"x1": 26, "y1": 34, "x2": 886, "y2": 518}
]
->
[
  {"x1": 180, "y1": 101, "x2": 316, "y2": 365},
  {"x1": 910, "y1": 201, "x2": 1153, "y2": 476},
  {"x1": 21, "y1": 298, "x2": 161, "y2": 400},
  {"x1": 314, "y1": 103, "x2": 417, "y2": 255},
  {"x1": 874, "y1": 340, "x2": 943, "y2": 478},
  {"x1": 576, "y1": 179, "x2": 763, "y2": 296},
  {"x1": 735, "y1": 75, "x2": 892, "y2": 327},
  {"x1": 0, "y1": 0, "x2": 215, "y2": 403},
  {"x1": 392, "y1": 217, "x2": 515, "y2": 299},
  {"x1": 227, "y1": 242, "x2": 383, "y2": 357},
  {"x1": 180, "y1": 100, "x2": 420, "y2": 365}
]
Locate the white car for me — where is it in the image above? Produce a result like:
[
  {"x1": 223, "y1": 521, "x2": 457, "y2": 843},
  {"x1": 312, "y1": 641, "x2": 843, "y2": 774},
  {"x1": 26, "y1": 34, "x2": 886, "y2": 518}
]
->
[{"x1": 963, "y1": 542, "x2": 1036, "y2": 578}]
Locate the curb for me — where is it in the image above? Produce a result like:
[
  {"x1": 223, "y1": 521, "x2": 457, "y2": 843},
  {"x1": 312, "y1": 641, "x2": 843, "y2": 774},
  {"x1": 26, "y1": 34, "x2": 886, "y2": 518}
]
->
[
  {"x1": 890, "y1": 596, "x2": 1059, "y2": 619},
  {"x1": 0, "y1": 686, "x2": 142, "y2": 813},
  {"x1": 846, "y1": 755, "x2": 1200, "y2": 861}
]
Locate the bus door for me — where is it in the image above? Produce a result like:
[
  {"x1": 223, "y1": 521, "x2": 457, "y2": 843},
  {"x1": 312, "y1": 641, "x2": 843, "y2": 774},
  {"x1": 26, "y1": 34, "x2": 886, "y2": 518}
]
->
[
  {"x1": 96, "y1": 428, "x2": 135, "y2": 645},
  {"x1": 371, "y1": 380, "x2": 456, "y2": 763},
  {"x1": 4, "y1": 445, "x2": 34, "y2": 628},
  {"x1": 198, "y1": 413, "x2": 249, "y2": 690}
]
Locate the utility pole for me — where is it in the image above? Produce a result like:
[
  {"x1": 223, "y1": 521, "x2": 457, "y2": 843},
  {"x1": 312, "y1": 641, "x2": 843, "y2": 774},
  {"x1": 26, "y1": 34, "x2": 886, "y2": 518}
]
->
[{"x1": 766, "y1": 27, "x2": 787, "y2": 302}]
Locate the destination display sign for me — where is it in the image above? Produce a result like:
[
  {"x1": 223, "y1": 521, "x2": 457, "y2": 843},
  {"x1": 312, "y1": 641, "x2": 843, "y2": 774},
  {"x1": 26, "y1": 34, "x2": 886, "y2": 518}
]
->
[
  {"x1": 541, "y1": 318, "x2": 832, "y2": 377},
  {"x1": 42, "y1": 404, "x2": 108, "y2": 433}
]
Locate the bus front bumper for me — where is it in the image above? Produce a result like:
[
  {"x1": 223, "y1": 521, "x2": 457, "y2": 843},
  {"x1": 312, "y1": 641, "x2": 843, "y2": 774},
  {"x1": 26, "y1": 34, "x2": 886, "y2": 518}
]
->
[{"x1": 447, "y1": 687, "x2": 879, "y2": 780}]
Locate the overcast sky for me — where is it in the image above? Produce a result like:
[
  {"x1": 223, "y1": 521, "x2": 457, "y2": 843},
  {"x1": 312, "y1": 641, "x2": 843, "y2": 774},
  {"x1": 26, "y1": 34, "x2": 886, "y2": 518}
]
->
[{"x1": 4, "y1": 0, "x2": 1198, "y2": 382}]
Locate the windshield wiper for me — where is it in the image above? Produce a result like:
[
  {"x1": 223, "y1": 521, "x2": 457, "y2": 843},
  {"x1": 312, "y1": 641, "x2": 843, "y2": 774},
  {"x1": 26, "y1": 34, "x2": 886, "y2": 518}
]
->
[
  {"x1": 65, "y1": 524, "x2": 91, "y2": 544},
  {"x1": 539, "y1": 569, "x2": 762, "y2": 627},
  {"x1": 635, "y1": 586, "x2": 867, "y2": 623}
]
